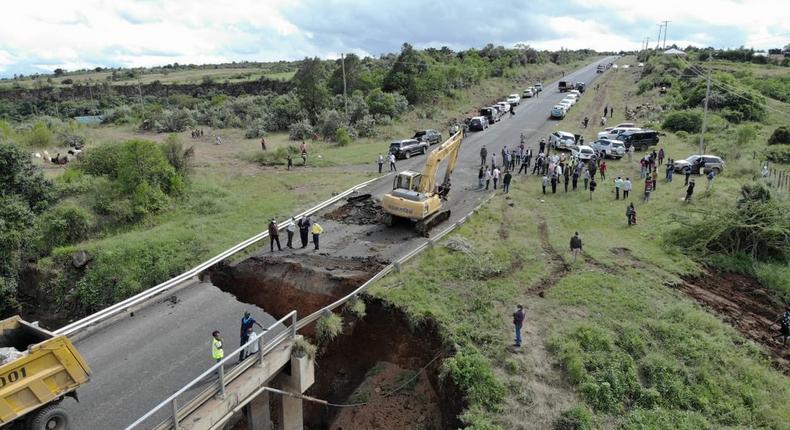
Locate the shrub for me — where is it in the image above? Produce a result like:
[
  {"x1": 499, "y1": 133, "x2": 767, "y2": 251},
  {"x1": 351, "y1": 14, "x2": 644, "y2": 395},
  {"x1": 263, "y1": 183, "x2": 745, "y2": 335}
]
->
[
  {"x1": 315, "y1": 312, "x2": 343, "y2": 345},
  {"x1": 554, "y1": 405, "x2": 594, "y2": 430},
  {"x1": 662, "y1": 111, "x2": 702, "y2": 133},
  {"x1": 440, "y1": 349, "x2": 505, "y2": 411},
  {"x1": 36, "y1": 205, "x2": 94, "y2": 251},
  {"x1": 288, "y1": 119, "x2": 314, "y2": 141},
  {"x1": 768, "y1": 126, "x2": 790, "y2": 145},
  {"x1": 355, "y1": 114, "x2": 377, "y2": 138},
  {"x1": 764, "y1": 145, "x2": 790, "y2": 163},
  {"x1": 292, "y1": 337, "x2": 317, "y2": 359},
  {"x1": 317, "y1": 109, "x2": 345, "y2": 141},
  {"x1": 335, "y1": 127, "x2": 352, "y2": 146},
  {"x1": 102, "y1": 105, "x2": 135, "y2": 125},
  {"x1": 344, "y1": 297, "x2": 366, "y2": 318},
  {"x1": 160, "y1": 134, "x2": 194, "y2": 176},
  {"x1": 25, "y1": 120, "x2": 54, "y2": 147},
  {"x1": 154, "y1": 108, "x2": 194, "y2": 133},
  {"x1": 244, "y1": 118, "x2": 269, "y2": 139}
]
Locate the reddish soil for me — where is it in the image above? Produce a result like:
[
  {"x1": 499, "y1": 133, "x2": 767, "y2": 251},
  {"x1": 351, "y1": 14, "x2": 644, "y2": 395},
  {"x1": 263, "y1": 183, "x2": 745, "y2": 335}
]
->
[
  {"x1": 209, "y1": 254, "x2": 385, "y2": 320},
  {"x1": 330, "y1": 362, "x2": 442, "y2": 430},
  {"x1": 679, "y1": 271, "x2": 789, "y2": 372}
]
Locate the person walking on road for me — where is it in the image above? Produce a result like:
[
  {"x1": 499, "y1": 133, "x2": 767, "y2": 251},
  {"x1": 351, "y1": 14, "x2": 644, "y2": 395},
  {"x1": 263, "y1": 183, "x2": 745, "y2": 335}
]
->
[
  {"x1": 503, "y1": 170, "x2": 512, "y2": 193},
  {"x1": 298, "y1": 215, "x2": 311, "y2": 248},
  {"x1": 491, "y1": 153, "x2": 497, "y2": 170},
  {"x1": 513, "y1": 305, "x2": 525, "y2": 347},
  {"x1": 388, "y1": 153, "x2": 397, "y2": 172},
  {"x1": 239, "y1": 311, "x2": 263, "y2": 361},
  {"x1": 480, "y1": 145, "x2": 488, "y2": 166},
  {"x1": 286, "y1": 217, "x2": 296, "y2": 248},
  {"x1": 685, "y1": 179, "x2": 696, "y2": 202},
  {"x1": 311, "y1": 221, "x2": 324, "y2": 250},
  {"x1": 268, "y1": 219, "x2": 282, "y2": 252},
  {"x1": 212, "y1": 330, "x2": 224, "y2": 363},
  {"x1": 377, "y1": 153, "x2": 384, "y2": 174},
  {"x1": 492, "y1": 167, "x2": 501, "y2": 190},
  {"x1": 623, "y1": 177, "x2": 632, "y2": 199},
  {"x1": 570, "y1": 232, "x2": 582, "y2": 264}
]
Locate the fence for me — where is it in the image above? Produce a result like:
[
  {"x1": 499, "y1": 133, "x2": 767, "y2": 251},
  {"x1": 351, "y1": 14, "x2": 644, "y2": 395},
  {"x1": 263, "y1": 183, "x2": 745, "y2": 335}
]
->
[{"x1": 765, "y1": 167, "x2": 790, "y2": 190}]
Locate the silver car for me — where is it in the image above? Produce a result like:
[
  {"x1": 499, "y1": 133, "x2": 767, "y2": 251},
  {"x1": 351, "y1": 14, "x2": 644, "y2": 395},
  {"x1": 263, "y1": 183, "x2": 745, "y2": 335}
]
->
[
  {"x1": 591, "y1": 139, "x2": 626, "y2": 159},
  {"x1": 673, "y1": 155, "x2": 725, "y2": 174}
]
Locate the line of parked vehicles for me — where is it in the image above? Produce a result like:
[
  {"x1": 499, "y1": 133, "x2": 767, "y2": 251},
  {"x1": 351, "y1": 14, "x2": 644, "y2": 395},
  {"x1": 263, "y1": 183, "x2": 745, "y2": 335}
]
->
[
  {"x1": 467, "y1": 82, "x2": 544, "y2": 131},
  {"x1": 550, "y1": 82, "x2": 585, "y2": 120}
]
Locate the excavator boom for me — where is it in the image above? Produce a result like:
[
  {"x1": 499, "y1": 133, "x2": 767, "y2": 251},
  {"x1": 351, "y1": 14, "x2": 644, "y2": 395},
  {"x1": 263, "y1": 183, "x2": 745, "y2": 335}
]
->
[{"x1": 417, "y1": 130, "x2": 464, "y2": 194}]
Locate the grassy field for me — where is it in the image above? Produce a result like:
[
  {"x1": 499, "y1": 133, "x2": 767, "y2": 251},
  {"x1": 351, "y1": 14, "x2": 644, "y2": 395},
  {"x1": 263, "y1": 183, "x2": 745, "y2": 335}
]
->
[{"x1": 369, "y1": 56, "x2": 790, "y2": 429}]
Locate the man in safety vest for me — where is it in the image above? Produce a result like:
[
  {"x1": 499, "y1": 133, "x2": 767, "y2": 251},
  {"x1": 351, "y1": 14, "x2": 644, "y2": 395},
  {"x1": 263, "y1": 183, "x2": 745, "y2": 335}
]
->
[
  {"x1": 311, "y1": 222, "x2": 324, "y2": 250},
  {"x1": 212, "y1": 330, "x2": 224, "y2": 362}
]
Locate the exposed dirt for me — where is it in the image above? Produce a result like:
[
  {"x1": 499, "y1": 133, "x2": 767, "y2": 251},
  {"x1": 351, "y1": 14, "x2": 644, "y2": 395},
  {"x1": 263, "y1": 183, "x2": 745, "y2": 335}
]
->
[
  {"x1": 324, "y1": 194, "x2": 384, "y2": 225},
  {"x1": 303, "y1": 299, "x2": 462, "y2": 430},
  {"x1": 330, "y1": 362, "x2": 442, "y2": 430},
  {"x1": 209, "y1": 254, "x2": 386, "y2": 321},
  {"x1": 677, "y1": 271, "x2": 790, "y2": 372},
  {"x1": 529, "y1": 219, "x2": 570, "y2": 296}
]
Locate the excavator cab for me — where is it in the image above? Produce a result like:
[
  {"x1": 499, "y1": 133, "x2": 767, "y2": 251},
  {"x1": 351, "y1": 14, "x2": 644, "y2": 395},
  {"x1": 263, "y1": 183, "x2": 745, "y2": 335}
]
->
[{"x1": 393, "y1": 171, "x2": 422, "y2": 192}]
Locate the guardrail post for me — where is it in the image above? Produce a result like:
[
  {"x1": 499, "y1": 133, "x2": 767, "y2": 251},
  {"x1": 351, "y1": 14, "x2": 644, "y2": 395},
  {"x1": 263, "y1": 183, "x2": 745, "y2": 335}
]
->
[
  {"x1": 256, "y1": 335, "x2": 264, "y2": 368},
  {"x1": 290, "y1": 312, "x2": 297, "y2": 338},
  {"x1": 218, "y1": 363, "x2": 226, "y2": 399},
  {"x1": 393, "y1": 261, "x2": 401, "y2": 272},
  {"x1": 171, "y1": 398, "x2": 179, "y2": 430}
]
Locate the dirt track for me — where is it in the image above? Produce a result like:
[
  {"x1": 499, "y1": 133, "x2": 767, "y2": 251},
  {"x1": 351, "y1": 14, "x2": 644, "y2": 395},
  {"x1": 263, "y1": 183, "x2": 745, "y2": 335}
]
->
[{"x1": 678, "y1": 271, "x2": 789, "y2": 372}]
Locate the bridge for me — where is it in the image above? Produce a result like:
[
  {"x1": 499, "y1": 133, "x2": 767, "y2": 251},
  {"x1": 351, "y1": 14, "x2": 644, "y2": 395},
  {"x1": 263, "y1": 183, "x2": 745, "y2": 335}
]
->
[{"x1": 53, "y1": 57, "x2": 614, "y2": 430}]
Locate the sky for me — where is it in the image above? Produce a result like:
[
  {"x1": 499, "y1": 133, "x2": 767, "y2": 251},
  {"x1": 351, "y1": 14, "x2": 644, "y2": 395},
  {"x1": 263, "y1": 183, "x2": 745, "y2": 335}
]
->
[{"x1": 1, "y1": 0, "x2": 789, "y2": 77}]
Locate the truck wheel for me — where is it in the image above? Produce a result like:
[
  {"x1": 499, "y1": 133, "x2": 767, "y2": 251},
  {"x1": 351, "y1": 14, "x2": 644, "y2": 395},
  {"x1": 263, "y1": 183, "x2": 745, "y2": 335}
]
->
[{"x1": 29, "y1": 404, "x2": 70, "y2": 430}]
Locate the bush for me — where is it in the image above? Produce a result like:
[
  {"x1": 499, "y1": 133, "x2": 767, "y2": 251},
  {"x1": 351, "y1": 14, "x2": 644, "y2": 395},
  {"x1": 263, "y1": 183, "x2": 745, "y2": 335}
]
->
[
  {"x1": 335, "y1": 127, "x2": 352, "y2": 146},
  {"x1": 292, "y1": 337, "x2": 317, "y2": 359},
  {"x1": 315, "y1": 312, "x2": 343, "y2": 345},
  {"x1": 554, "y1": 405, "x2": 594, "y2": 430},
  {"x1": 344, "y1": 297, "x2": 366, "y2": 318},
  {"x1": 355, "y1": 114, "x2": 377, "y2": 137},
  {"x1": 764, "y1": 145, "x2": 790, "y2": 163},
  {"x1": 768, "y1": 126, "x2": 790, "y2": 145},
  {"x1": 244, "y1": 118, "x2": 269, "y2": 139},
  {"x1": 25, "y1": 120, "x2": 54, "y2": 147},
  {"x1": 36, "y1": 205, "x2": 94, "y2": 251},
  {"x1": 317, "y1": 109, "x2": 345, "y2": 141},
  {"x1": 154, "y1": 108, "x2": 194, "y2": 133},
  {"x1": 288, "y1": 119, "x2": 314, "y2": 141},
  {"x1": 440, "y1": 349, "x2": 505, "y2": 411},
  {"x1": 662, "y1": 111, "x2": 702, "y2": 133},
  {"x1": 160, "y1": 134, "x2": 194, "y2": 176}
]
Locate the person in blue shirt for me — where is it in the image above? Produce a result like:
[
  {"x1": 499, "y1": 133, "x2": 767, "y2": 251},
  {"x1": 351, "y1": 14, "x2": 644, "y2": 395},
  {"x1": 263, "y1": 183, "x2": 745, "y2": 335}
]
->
[{"x1": 239, "y1": 311, "x2": 263, "y2": 361}]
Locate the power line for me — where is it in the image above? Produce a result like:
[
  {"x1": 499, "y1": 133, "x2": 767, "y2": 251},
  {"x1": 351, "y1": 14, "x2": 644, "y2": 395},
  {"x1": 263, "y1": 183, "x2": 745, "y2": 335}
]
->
[{"x1": 661, "y1": 21, "x2": 671, "y2": 49}]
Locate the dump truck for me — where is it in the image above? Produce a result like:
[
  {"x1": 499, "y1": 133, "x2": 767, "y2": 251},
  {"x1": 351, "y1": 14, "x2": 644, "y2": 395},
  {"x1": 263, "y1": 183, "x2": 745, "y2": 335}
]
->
[
  {"x1": 0, "y1": 316, "x2": 91, "y2": 430},
  {"x1": 381, "y1": 130, "x2": 463, "y2": 236}
]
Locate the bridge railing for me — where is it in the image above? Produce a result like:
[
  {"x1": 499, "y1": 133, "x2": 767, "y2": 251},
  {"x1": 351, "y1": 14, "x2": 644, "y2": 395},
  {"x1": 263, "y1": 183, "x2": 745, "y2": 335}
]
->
[
  {"x1": 56, "y1": 175, "x2": 384, "y2": 338},
  {"x1": 124, "y1": 311, "x2": 297, "y2": 430}
]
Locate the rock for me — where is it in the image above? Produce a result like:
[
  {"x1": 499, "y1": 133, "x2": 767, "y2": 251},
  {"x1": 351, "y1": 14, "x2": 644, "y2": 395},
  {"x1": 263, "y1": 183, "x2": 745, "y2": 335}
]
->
[{"x1": 71, "y1": 250, "x2": 91, "y2": 268}]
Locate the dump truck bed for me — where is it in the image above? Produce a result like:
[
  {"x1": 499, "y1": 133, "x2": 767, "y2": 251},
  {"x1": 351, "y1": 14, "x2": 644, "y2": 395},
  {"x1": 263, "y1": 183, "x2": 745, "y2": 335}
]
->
[{"x1": 0, "y1": 316, "x2": 91, "y2": 426}]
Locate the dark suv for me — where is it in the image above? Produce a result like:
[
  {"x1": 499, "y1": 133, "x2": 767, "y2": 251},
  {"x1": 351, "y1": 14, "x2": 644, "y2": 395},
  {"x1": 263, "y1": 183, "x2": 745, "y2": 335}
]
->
[
  {"x1": 413, "y1": 129, "x2": 442, "y2": 145},
  {"x1": 479, "y1": 107, "x2": 498, "y2": 124},
  {"x1": 389, "y1": 139, "x2": 428, "y2": 159},
  {"x1": 618, "y1": 130, "x2": 659, "y2": 150}
]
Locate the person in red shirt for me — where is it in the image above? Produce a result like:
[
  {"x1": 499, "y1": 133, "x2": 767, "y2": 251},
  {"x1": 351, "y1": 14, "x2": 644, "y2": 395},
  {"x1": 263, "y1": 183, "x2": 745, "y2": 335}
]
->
[{"x1": 599, "y1": 161, "x2": 607, "y2": 180}]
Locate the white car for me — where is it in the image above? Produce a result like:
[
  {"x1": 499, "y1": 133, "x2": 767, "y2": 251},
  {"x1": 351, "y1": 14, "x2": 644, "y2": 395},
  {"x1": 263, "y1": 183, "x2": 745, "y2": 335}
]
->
[
  {"x1": 622, "y1": 64, "x2": 631, "y2": 69},
  {"x1": 591, "y1": 139, "x2": 626, "y2": 159},
  {"x1": 507, "y1": 94, "x2": 521, "y2": 105},
  {"x1": 570, "y1": 145, "x2": 595, "y2": 161},
  {"x1": 564, "y1": 94, "x2": 578, "y2": 104},
  {"x1": 561, "y1": 96, "x2": 576, "y2": 107},
  {"x1": 558, "y1": 100, "x2": 573, "y2": 111},
  {"x1": 612, "y1": 122, "x2": 635, "y2": 128},
  {"x1": 597, "y1": 127, "x2": 641, "y2": 140},
  {"x1": 638, "y1": 62, "x2": 645, "y2": 67},
  {"x1": 549, "y1": 131, "x2": 577, "y2": 150},
  {"x1": 497, "y1": 101, "x2": 511, "y2": 113},
  {"x1": 523, "y1": 88, "x2": 533, "y2": 98},
  {"x1": 568, "y1": 89, "x2": 581, "y2": 98}
]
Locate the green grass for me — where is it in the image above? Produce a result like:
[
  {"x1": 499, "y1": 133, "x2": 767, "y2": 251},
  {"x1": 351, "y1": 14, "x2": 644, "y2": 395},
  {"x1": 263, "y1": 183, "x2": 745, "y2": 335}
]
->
[{"x1": 369, "y1": 55, "x2": 790, "y2": 429}]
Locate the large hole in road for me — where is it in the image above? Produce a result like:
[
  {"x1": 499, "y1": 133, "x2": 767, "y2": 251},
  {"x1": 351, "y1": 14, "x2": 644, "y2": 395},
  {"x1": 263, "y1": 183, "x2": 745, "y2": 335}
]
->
[{"x1": 211, "y1": 254, "x2": 463, "y2": 429}]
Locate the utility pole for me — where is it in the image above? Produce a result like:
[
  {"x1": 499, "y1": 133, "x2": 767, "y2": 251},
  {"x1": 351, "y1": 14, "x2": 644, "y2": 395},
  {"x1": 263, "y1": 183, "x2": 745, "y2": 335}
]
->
[
  {"x1": 699, "y1": 56, "x2": 712, "y2": 155},
  {"x1": 661, "y1": 20, "x2": 671, "y2": 48},
  {"x1": 656, "y1": 24, "x2": 663, "y2": 50},
  {"x1": 340, "y1": 53, "x2": 348, "y2": 121}
]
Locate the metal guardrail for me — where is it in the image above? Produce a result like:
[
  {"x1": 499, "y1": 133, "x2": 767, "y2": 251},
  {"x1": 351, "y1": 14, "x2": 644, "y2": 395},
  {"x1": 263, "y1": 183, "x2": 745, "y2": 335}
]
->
[
  {"x1": 55, "y1": 175, "x2": 386, "y2": 338},
  {"x1": 124, "y1": 311, "x2": 298, "y2": 430}
]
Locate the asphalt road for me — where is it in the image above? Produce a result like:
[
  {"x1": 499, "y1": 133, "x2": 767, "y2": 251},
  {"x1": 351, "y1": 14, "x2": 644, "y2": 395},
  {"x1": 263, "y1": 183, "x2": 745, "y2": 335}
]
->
[{"x1": 65, "y1": 56, "x2": 614, "y2": 430}]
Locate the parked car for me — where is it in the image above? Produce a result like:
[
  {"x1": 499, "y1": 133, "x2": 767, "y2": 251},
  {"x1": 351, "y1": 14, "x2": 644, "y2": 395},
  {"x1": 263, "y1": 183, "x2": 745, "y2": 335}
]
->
[
  {"x1": 497, "y1": 101, "x2": 511, "y2": 113},
  {"x1": 549, "y1": 131, "x2": 576, "y2": 150},
  {"x1": 597, "y1": 127, "x2": 641, "y2": 140},
  {"x1": 480, "y1": 107, "x2": 498, "y2": 124},
  {"x1": 534, "y1": 82, "x2": 543, "y2": 92},
  {"x1": 591, "y1": 139, "x2": 626, "y2": 159},
  {"x1": 570, "y1": 145, "x2": 596, "y2": 160},
  {"x1": 569, "y1": 89, "x2": 582, "y2": 98},
  {"x1": 507, "y1": 94, "x2": 521, "y2": 105},
  {"x1": 550, "y1": 105, "x2": 566, "y2": 119},
  {"x1": 563, "y1": 95, "x2": 578, "y2": 105},
  {"x1": 413, "y1": 129, "x2": 442, "y2": 145},
  {"x1": 596, "y1": 65, "x2": 605, "y2": 73},
  {"x1": 389, "y1": 139, "x2": 428, "y2": 159},
  {"x1": 617, "y1": 130, "x2": 659, "y2": 150},
  {"x1": 558, "y1": 99, "x2": 573, "y2": 111},
  {"x1": 673, "y1": 155, "x2": 725, "y2": 174},
  {"x1": 611, "y1": 122, "x2": 636, "y2": 129},
  {"x1": 523, "y1": 88, "x2": 533, "y2": 98},
  {"x1": 575, "y1": 82, "x2": 586, "y2": 93},
  {"x1": 468, "y1": 116, "x2": 489, "y2": 131}
]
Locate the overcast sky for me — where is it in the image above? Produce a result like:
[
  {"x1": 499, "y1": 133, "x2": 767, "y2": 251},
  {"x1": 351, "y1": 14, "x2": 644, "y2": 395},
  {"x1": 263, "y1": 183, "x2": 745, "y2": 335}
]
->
[{"x1": 2, "y1": 0, "x2": 789, "y2": 77}]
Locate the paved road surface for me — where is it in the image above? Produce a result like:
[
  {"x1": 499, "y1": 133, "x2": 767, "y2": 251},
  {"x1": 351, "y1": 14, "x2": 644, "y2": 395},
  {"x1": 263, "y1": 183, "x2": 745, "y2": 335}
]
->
[{"x1": 65, "y1": 56, "x2": 614, "y2": 429}]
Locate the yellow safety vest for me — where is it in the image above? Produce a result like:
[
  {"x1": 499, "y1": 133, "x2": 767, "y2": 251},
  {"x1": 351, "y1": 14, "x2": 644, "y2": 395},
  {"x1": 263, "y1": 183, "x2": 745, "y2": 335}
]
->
[
  {"x1": 311, "y1": 223, "x2": 323, "y2": 235},
  {"x1": 212, "y1": 338, "x2": 224, "y2": 360}
]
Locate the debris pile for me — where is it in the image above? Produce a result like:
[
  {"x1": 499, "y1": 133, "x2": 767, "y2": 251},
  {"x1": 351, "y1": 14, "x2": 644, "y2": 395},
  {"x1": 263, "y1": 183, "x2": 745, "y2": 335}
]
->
[{"x1": 325, "y1": 194, "x2": 383, "y2": 225}]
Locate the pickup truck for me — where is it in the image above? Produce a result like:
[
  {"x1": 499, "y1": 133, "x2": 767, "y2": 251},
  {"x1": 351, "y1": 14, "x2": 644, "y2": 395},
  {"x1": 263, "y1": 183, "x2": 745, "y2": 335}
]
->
[
  {"x1": 389, "y1": 139, "x2": 428, "y2": 159},
  {"x1": 558, "y1": 81, "x2": 570, "y2": 92},
  {"x1": 0, "y1": 316, "x2": 91, "y2": 430}
]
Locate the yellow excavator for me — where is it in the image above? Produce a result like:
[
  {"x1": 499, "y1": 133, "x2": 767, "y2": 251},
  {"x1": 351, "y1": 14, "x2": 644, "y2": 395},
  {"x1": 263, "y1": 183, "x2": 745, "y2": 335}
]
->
[{"x1": 381, "y1": 130, "x2": 464, "y2": 236}]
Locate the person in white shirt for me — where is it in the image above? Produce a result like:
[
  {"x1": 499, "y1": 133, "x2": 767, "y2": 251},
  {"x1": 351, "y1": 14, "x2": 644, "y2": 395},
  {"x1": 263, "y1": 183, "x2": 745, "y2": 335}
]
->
[
  {"x1": 388, "y1": 153, "x2": 396, "y2": 172},
  {"x1": 243, "y1": 327, "x2": 262, "y2": 360},
  {"x1": 492, "y1": 167, "x2": 501, "y2": 189}
]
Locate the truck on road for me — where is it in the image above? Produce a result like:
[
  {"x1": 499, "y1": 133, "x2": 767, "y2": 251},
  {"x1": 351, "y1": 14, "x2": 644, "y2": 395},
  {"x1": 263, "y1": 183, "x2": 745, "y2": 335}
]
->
[
  {"x1": 558, "y1": 81, "x2": 570, "y2": 92},
  {"x1": 0, "y1": 316, "x2": 91, "y2": 430}
]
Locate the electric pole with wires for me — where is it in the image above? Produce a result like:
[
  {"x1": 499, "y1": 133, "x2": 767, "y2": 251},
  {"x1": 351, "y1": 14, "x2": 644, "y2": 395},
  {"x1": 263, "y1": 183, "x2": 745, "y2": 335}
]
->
[
  {"x1": 341, "y1": 53, "x2": 348, "y2": 121},
  {"x1": 699, "y1": 56, "x2": 712, "y2": 156}
]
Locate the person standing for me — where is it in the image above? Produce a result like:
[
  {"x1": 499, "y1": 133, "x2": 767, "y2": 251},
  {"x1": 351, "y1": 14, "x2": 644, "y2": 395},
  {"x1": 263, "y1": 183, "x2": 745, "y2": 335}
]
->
[
  {"x1": 572, "y1": 169, "x2": 579, "y2": 191},
  {"x1": 503, "y1": 170, "x2": 512, "y2": 193},
  {"x1": 774, "y1": 306, "x2": 790, "y2": 346},
  {"x1": 589, "y1": 178, "x2": 597, "y2": 200},
  {"x1": 311, "y1": 221, "x2": 324, "y2": 250},
  {"x1": 268, "y1": 219, "x2": 282, "y2": 251},
  {"x1": 242, "y1": 326, "x2": 260, "y2": 361},
  {"x1": 539, "y1": 139, "x2": 546, "y2": 154},
  {"x1": 389, "y1": 153, "x2": 397, "y2": 172},
  {"x1": 299, "y1": 140, "x2": 308, "y2": 165},
  {"x1": 298, "y1": 215, "x2": 311, "y2": 248},
  {"x1": 623, "y1": 177, "x2": 632, "y2": 199},
  {"x1": 643, "y1": 178, "x2": 653, "y2": 202},
  {"x1": 512, "y1": 305, "x2": 525, "y2": 347},
  {"x1": 627, "y1": 145, "x2": 634, "y2": 163},
  {"x1": 604, "y1": 105, "x2": 609, "y2": 117},
  {"x1": 658, "y1": 148, "x2": 665, "y2": 166},
  {"x1": 491, "y1": 153, "x2": 497, "y2": 170},
  {"x1": 480, "y1": 145, "x2": 488, "y2": 166},
  {"x1": 377, "y1": 153, "x2": 384, "y2": 174},
  {"x1": 212, "y1": 330, "x2": 224, "y2": 363},
  {"x1": 685, "y1": 179, "x2": 695, "y2": 202},
  {"x1": 706, "y1": 169, "x2": 716, "y2": 190},
  {"x1": 599, "y1": 161, "x2": 607, "y2": 180},
  {"x1": 684, "y1": 167, "x2": 691, "y2": 186},
  {"x1": 564, "y1": 168, "x2": 570, "y2": 192},
  {"x1": 485, "y1": 167, "x2": 492, "y2": 190},
  {"x1": 550, "y1": 173, "x2": 558, "y2": 194},
  {"x1": 570, "y1": 232, "x2": 582, "y2": 264},
  {"x1": 492, "y1": 167, "x2": 501, "y2": 190},
  {"x1": 260, "y1": 137, "x2": 267, "y2": 151},
  {"x1": 518, "y1": 154, "x2": 529, "y2": 174},
  {"x1": 626, "y1": 203, "x2": 637, "y2": 226},
  {"x1": 651, "y1": 169, "x2": 658, "y2": 191},
  {"x1": 666, "y1": 160, "x2": 674, "y2": 182},
  {"x1": 286, "y1": 217, "x2": 296, "y2": 248},
  {"x1": 286, "y1": 153, "x2": 293, "y2": 171},
  {"x1": 239, "y1": 311, "x2": 263, "y2": 361},
  {"x1": 541, "y1": 174, "x2": 548, "y2": 194},
  {"x1": 610, "y1": 106, "x2": 614, "y2": 118},
  {"x1": 478, "y1": 166, "x2": 485, "y2": 188},
  {"x1": 583, "y1": 169, "x2": 590, "y2": 190}
]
